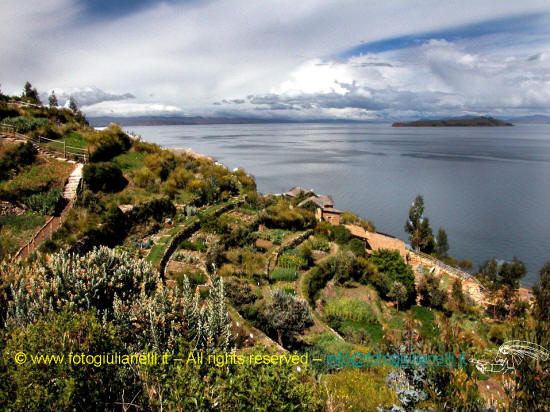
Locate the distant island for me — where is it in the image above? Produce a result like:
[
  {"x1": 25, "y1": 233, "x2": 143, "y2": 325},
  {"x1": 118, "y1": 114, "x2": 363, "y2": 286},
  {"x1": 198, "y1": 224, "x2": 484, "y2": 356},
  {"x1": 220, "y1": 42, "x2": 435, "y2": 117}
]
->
[{"x1": 392, "y1": 116, "x2": 513, "y2": 127}]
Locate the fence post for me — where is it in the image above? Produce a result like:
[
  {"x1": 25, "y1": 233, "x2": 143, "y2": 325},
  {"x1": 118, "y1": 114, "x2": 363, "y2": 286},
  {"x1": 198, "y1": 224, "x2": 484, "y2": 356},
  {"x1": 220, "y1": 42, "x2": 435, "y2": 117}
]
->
[{"x1": 64, "y1": 141, "x2": 66, "y2": 159}]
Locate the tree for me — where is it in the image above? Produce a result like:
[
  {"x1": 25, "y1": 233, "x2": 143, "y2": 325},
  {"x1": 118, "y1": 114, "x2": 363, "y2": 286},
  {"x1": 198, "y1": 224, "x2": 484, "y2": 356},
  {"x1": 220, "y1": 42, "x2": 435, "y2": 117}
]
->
[
  {"x1": 418, "y1": 273, "x2": 448, "y2": 310},
  {"x1": 22, "y1": 81, "x2": 41, "y2": 104},
  {"x1": 48, "y1": 90, "x2": 58, "y2": 107},
  {"x1": 263, "y1": 289, "x2": 313, "y2": 346},
  {"x1": 533, "y1": 261, "x2": 550, "y2": 322},
  {"x1": 405, "y1": 194, "x2": 435, "y2": 253},
  {"x1": 369, "y1": 249, "x2": 416, "y2": 306},
  {"x1": 388, "y1": 281, "x2": 407, "y2": 310},
  {"x1": 69, "y1": 96, "x2": 78, "y2": 112},
  {"x1": 436, "y1": 228, "x2": 449, "y2": 257},
  {"x1": 477, "y1": 257, "x2": 526, "y2": 291},
  {"x1": 451, "y1": 278, "x2": 465, "y2": 308}
]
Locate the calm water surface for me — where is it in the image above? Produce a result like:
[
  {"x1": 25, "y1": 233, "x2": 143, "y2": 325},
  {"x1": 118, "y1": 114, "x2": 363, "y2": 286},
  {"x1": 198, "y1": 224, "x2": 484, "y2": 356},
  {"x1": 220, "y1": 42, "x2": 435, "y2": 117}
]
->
[{"x1": 129, "y1": 123, "x2": 550, "y2": 286}]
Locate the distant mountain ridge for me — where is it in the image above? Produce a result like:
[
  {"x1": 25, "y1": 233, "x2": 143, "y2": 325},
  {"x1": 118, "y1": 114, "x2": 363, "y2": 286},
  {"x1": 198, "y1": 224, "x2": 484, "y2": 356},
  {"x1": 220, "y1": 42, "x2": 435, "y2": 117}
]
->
[
  {"x1": 505, "y1": 115, "x2": 550, "y2": 124},
  {"x1": 87, "y1": 115, "x2": 382, "y2": 127},
  {"x1": 392, "y1": 116, "x2": 513, "y2": 127}
]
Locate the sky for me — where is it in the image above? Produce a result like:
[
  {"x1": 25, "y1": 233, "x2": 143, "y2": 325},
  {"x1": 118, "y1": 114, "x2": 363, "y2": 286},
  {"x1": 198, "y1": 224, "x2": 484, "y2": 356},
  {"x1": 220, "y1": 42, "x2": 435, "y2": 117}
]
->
[{"x1": 2, "y1": 0, "x2": 550, "y2": 120}]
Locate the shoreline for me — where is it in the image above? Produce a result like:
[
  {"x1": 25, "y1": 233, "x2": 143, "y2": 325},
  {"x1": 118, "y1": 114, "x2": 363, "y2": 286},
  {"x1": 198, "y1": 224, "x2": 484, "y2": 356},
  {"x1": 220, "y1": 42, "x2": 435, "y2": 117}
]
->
[{"x1": 125, "y1": 129, "x2": 537, "y2": 291}]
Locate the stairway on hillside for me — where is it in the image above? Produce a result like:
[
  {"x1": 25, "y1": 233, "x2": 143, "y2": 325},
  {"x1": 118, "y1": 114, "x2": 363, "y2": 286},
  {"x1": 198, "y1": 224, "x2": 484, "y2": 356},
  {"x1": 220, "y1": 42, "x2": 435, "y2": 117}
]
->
[{"x1": 63, "y1": 163, "x2": 83, "y2": 202}]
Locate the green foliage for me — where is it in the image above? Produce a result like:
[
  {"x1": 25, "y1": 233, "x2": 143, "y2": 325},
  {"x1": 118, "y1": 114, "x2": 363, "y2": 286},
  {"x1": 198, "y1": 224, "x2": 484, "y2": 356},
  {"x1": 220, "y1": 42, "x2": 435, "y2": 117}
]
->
[
  {"x1": 348, "y1": 238, "x2": 366, "y2": 256},
  {"x1": 0, "y1": 141, "x2": 37, "y2": 181},
  {"x1": 261, "y1": 200, "x2": 316, "y2": 230},
  {"x1": 1, "y1": 116, "x2": 48, "y2": 133},
  {"x1": 111, "y1": 151, "x2": 146, "y2": 172},
  {"x1": 23, "y1": 186, "x2": 63, "y2": 215},
  {"x1": 278, "y1": 251, "x2": 307, "y2": 270},
  {"x1": 418, "y1": 273, "x2": 448, "y2": 310},
  {"x1": 405, "y1": 194, "x2": 435, "y2": 253},
  {"x1": 23, "y1": 81, "x2": 41, "y2": 104},
  {"x1": 330, "y1": 224, "x2": 352, "y2": 244},
  {"x1": 369, "y1": 249, "x2": 416, "y2": 307},
  {"x1": 324, "y1": 369, "x2": 396, "y2": 411},
  {"x1": 1, "y1": 310, "x2": 132, "y2": 411},
  {"x1": 436, "y1": 227, "x2": 449, "y2": 257},
  {"x1": 387, "y1": 281, "x2": 408, "y2": 310},
  {"x1": 271, "y1": 267, "x2": 298, "y2": 281},
  {"x1": 324, "y1": 298, "x2": 376, "y2": 323},
  {"x1": 488, "y1": 323, "x2": 507, "y2": 344},
  {"x1": 83, "y1": 162, "x2": 127, "y2": 192},
  {"x1": 410, "y1": 305, "x2": 438, "y2": 339},
  {"x1": 533, "y1": 262, "x2": 550, "y2": 322},
  {"x1": 476, "y1": 257, "x2": 526, "y2": 291},
  {"x1": 308, "y1": 236, "x2": 331, "y2": 252},
  {"x1": 262, "y1": 289, "x2": 313, "y2": 346},
  {"x1": 131, "y1": 197, "x2": 176, "y2": 222},
  {"x1": 89, "y1": 124, "x2": 131, "y2": 162},
  {"x1": 142, "y1": 346, "x2": 322, "y2": 411},
  {"x1": 48, "y1": 90, "x2": 58, "y2": 107},
  {"x1": 307, "y1": 253, "x2": 362, "y2": 303}
]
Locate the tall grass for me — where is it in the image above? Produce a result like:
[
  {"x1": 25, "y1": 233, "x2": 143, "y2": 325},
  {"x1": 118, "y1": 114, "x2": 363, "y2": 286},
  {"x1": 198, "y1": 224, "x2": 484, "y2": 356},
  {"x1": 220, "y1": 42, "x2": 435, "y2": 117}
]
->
[{"x1": 324, "y1": 298, "x2": 376, "y2": 323}]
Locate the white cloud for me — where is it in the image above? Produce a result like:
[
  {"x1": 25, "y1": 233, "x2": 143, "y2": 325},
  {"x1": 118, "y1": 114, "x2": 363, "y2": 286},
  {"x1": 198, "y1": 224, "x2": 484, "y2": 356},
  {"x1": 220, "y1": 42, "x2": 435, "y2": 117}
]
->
[
  {"x1": 1, "y1": 0, "x2": 550, "y2": 118},
  {"x1": 82, "y1": 101, "x2": 183, "y2": 117}
]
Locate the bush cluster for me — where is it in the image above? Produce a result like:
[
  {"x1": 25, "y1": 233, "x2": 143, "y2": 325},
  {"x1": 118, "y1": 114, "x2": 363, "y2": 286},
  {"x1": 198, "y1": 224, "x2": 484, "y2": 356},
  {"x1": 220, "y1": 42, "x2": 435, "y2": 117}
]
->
[
  {"x1": 82, "y1": 162, "x2": 127, "y2": 192},
  {"x1": 0, "y1": 141, "x2": 37, "y2": 181},
  {"x1": 89, "y1": 125, "x2": 131, "y2": 162}
]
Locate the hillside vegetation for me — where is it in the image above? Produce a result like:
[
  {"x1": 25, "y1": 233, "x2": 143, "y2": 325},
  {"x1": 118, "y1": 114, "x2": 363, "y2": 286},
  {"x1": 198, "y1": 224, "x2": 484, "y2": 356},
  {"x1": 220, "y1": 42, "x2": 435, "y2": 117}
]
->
[{"x1": 0, "y1": 84, "x2": 548, "y2": 411}]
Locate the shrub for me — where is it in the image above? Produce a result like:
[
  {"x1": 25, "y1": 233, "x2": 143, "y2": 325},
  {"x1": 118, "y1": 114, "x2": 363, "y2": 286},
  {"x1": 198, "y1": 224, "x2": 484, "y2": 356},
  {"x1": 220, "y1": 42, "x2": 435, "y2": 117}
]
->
[
  {"x1": 278, "y1": 252, "x2": 307, "y2": 270},
  {"x1": 132, "y1": 197, "x2": 176, "y2": 223},
  {"x1": 2, "y1": 116, "x2": 48, "y2": 133},
  {"x1": 0, "y1": 141, "x2": 37, "y2": 181},
  {"x1": 418, "y1": 273, "x2": 448, "y2": 310},
  {"x1": 307, "y1": 254, "x2": 362, "y2": 303},
  {"x1": 89, "y1": 124, "x2": 131, "y2": 162},
  {"x1": 369, "y1": 249, "x2": 416, "y2": 307},
  {"x1": 308, "y1": 236, "x2": 331, "y2": 252},
  {"x1": 225, "y1": 280, "x2": 258, "y2": 308},
  {"x1": 5, "y1": 247, "x2": 157, "y2": 326},
  {"x1": 1, "y1": 310, "x2": 132, "y2": 411},
  {"x1": 260, "y1": 200, "x2": 316, "y2": 230},
  {"x1": 348, "y1": 238, "x2": 366, "y2": 257},
  {"x1": 83, "y1": 162, "x2": 126, "y2": 192},
  {"x1": 261, "y1": 289, "x2": 313, "y2": 346},
  {"x1": 2, "y1": 247, "x2": 233, "y2": 353},
  {"x1": 324, "y1": 369, "x2": 396, "y2": 411},
  {"x1": 143, "y1": 346, "x2": 322, "y2": 411},
  {"x1": 330, "y1": 225, "x2": 352, "y2": 244},
  {"x1": 488, "y1": 324, "x2": 507, "y2": 344},
  {"x1": 23, "y1": 186, "x2": 63, "y2": 215},
  {"x1": 132, "y1": 167, "x2": 157, "y2": 188}
]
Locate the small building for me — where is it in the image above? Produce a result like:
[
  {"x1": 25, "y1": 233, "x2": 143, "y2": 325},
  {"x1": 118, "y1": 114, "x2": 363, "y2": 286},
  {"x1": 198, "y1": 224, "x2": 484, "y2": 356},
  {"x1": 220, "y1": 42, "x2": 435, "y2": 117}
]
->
[
  {"x1": 298, "y1": 195, "x2": 342, "y2": 225},
  {"x1": 345, "y1": 224, "x2": 408, "y2": 260},
  {"x1": 285, "y1": 186, "x2": 315, "y2": 198},
  {"x1": 316, "y1": 207, "x2": 343, "y2": 225}
]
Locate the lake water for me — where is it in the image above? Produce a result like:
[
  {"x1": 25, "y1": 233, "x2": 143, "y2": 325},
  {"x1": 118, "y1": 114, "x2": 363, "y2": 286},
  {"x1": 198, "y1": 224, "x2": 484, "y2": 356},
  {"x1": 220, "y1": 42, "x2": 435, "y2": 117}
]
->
[{"x1": 128, "y1": 123, "x2": 550, "y2": 286}]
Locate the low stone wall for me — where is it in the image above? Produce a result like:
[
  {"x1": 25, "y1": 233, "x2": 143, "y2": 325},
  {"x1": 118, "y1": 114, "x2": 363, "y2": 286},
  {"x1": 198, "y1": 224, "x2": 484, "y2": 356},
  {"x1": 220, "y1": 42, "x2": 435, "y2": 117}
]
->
[
  {"x1": 159, "y1": 201, "x2": 238, "y2": 278},
  {"x1": 264, "y1": 229, "x2": 314, "y2": 279}
]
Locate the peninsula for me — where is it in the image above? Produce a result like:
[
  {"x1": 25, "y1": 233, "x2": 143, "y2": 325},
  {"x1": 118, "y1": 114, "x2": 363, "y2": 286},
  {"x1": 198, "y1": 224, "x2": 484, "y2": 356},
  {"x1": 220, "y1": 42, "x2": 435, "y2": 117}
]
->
[{"x1": 392, "y1": 116, "x2": 513, "y2": 127}]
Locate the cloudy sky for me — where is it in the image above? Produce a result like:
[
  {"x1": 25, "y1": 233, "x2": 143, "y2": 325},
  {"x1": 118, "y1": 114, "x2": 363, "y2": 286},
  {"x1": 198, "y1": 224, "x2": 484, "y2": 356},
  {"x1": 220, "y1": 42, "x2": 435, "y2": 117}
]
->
[{"x1": 2, "y1": 0, "x2": 550, "y2": 120}]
